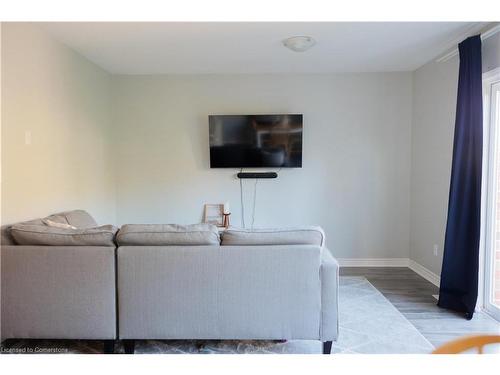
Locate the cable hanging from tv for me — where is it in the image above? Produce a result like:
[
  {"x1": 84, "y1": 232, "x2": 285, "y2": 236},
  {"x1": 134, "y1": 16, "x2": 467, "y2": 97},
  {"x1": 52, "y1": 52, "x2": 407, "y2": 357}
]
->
[{"x1": 238, "y1": 167, "x2": 281, "y2": 228}]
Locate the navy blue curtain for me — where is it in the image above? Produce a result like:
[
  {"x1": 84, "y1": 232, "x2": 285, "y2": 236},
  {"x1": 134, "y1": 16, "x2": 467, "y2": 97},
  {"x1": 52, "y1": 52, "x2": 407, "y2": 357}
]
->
[{"x1": 438, "y1": 35, "x2": 483, "y2": 318}]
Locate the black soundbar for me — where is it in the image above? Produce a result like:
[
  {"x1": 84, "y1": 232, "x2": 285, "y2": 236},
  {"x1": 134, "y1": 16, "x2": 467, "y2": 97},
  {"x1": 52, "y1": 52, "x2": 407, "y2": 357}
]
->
[{"x1": 237, "y1": 172, "x2": 278, "y2": 179}]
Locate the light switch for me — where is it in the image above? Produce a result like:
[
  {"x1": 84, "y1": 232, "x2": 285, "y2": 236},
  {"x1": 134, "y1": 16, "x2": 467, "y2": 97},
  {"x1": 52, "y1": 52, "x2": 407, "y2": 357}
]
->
[{"x1": 25, "y1": 130, "x2": 32, "y2": 145}]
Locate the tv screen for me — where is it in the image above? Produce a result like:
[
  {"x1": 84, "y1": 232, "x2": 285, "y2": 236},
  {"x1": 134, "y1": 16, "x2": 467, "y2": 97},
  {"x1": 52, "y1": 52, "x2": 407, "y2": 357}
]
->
[{"x1": 209, "y1": 114, "x2": 303, "y2": 168}]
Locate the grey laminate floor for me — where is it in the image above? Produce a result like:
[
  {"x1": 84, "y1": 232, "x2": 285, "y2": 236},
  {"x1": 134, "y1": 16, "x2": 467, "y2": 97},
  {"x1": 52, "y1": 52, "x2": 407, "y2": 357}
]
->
[{"x1": 341, "y1": 267, "x2": 500, "y2": 348}]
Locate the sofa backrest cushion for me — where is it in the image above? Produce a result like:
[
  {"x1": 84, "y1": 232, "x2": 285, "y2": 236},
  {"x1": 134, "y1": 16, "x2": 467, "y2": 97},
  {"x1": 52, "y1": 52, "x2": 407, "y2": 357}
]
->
[
  {"x1": 117, "y1": 224, "x2": 220, "y2": 246},
  {"x1": 10, "y1": 224, "x2": 118, "y2": 246},
  {"x1": 11, "y1": 210, "x2": 98, "y2": 230},
  {"x1": 221, "y1": 226, "x2": 325, "y2": 247},
  {"x1": 1, "y1": 225, "x2": 15, "y2": 245},
  {"x1": 45, "y1": 210, "x2": 98, "y2": 229}
]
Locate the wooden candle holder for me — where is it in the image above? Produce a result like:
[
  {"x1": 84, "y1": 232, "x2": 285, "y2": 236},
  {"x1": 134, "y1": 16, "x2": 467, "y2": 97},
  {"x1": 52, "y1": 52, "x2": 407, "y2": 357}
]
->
[{"x1": 223, "y1": 213, "x2": 231, "y2": 228}]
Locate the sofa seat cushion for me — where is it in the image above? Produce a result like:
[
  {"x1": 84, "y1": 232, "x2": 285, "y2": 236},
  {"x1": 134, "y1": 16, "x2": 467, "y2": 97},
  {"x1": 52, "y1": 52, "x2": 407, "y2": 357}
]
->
[
  {"x1": 117, "y1": 224, "x2": 220, "y2": 246},
  {"x1": 221, "y1": 226, "x2": 325, "y2": 247},
  {"x1": 10, "y1": 224, "x2": 118, "y2": 246}
]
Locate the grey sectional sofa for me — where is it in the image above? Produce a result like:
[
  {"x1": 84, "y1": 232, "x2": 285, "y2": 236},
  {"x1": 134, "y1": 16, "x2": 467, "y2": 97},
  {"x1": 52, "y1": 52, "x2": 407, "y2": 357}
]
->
[{"x1": 1, "y1": 213, "x2": 339, "y2": 354}]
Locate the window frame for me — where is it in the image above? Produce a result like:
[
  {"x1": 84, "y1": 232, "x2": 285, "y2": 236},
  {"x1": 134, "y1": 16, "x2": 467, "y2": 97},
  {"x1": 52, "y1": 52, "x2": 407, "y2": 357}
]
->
[{"x1": 480, "y1": 67, "x2": 500, "y2": 321}]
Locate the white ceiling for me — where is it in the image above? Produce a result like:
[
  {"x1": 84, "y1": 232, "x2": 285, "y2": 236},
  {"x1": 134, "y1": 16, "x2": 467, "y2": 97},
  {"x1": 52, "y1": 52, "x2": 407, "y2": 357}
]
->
[{"x1": 39, "y1": 22, "x2": 487, "y2": 74}]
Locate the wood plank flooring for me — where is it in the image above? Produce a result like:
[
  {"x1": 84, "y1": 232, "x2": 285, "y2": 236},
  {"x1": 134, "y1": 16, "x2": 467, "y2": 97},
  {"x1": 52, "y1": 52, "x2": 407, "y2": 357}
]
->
[{"x1": 341, "y1": 267, "x2": 500, "y2": 347}]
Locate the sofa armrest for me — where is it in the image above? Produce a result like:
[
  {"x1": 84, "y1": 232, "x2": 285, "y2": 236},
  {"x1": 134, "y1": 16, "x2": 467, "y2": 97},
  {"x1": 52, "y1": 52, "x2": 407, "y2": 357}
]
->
[
  {"x1": 1, "y1": 245, "x2": 117, "y2": 340},
  {"x1": 320, "y1": 248, "x2": 339, "y2": 341}
]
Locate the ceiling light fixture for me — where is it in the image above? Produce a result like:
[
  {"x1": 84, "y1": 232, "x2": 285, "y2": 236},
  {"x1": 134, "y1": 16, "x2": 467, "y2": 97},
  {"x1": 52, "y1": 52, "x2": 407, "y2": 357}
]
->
[{"x1": 282, "y1": 36, "x2": 316, "y2": 52}]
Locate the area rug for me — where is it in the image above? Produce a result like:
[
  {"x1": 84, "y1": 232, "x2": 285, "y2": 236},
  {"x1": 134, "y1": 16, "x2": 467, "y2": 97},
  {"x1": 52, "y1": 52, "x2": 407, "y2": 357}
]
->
[{"x1": 1, "y1": 276, "x2": 434, "y2": 354}]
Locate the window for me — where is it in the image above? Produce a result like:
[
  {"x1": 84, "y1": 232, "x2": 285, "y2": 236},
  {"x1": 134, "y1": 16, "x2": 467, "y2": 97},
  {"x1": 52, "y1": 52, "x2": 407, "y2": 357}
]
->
[{"x1": 483, "y1": 67, "x2": 500, "y2": 321}]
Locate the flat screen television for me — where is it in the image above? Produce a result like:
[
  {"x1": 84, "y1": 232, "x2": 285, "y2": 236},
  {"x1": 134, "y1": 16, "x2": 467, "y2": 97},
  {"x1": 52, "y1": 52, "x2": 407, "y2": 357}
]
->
[{"x1": 209, "y1": 114, "x2": 303, "y2": 168}]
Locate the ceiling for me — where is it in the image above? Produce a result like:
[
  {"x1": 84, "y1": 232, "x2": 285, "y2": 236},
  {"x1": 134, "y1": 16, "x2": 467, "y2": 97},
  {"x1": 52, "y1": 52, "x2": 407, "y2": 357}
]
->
[{"x1": 39, "y1": 22, "x2": 487, "y2": 74}]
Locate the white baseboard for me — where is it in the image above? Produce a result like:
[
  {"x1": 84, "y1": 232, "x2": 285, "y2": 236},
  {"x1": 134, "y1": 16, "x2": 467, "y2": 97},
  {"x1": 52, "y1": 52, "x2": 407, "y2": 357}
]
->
[
  {"x1": 338, "y1": 257, "x2": 441, "y2": 287},
  {"x1": 408, "y1": 259, "x2": 440, "y2": 287},
  {"x1": 337, "y1": 258, "x2": 410, "y2": 267}
]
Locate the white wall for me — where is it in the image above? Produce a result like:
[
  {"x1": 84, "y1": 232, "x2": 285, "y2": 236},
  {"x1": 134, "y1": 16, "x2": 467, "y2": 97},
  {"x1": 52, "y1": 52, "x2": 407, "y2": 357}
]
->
[
  {"x1": 410, "y1": 29, "x2": 500, "y2": 276},
  {"x1": 0, "y1": 25, "x2": 414, "y2": 261},
  {"x1": 410, "y1": 58, "x2": 458, "y2": 275},
  {"x1": 483, "y1": 32, "x2": 500, "y2": 73},
  {"x1": 1, "y1": 23, "x2": 115, "y2": 225},
  {"x1": 112, "y1": 74, "x2": 413, "y2": 259}
]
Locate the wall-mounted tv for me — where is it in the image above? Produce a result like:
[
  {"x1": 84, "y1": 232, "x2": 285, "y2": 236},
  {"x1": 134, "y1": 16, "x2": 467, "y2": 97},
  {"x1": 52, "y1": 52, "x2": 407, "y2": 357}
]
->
[{"x1": 209, "y1": 114, "x2": 303, "y2": 168}]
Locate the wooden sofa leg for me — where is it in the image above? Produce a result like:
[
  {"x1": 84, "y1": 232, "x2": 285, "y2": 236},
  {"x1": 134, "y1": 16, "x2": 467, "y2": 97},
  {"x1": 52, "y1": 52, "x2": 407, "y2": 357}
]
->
[
  {"x1": 103, "y1": 340, "x2": 115, "y2": 354},
  {"x1": 124, "y1": 340, "x2": 135, "y2": 354},
  {"x1": 323, "y1": 341, "x2": 332, "y2": 354}
]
